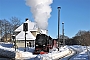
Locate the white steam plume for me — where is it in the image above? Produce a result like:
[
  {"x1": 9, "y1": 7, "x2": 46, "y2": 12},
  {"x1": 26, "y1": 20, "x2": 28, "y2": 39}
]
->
[{"x1": 25, "y1": 0, "x2": 53, "y2": 29}]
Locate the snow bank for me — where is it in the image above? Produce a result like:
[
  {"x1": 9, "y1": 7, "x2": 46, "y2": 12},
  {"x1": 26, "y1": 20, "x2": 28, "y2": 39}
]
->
[
  {"x1": 0, "y1": 44, "x2": 76, "y2": 60},
  {"x1": 15, "y1": 51, "x2": 37, "y2": 59},
  {"x1": 15, "y1": 47, "x2": 37, "y2": 59},
  {"x1": 35, "y1": 46, "x2": 71, "y2": 60},
  {"x1": 0, "y1": 45, "x2": 37, "y2": 59},
  {"x1": 0, "y1": 45, "x2": 15, "y2": 58}
]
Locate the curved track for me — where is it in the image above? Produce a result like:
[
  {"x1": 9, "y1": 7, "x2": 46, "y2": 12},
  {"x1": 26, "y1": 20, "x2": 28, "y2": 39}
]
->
[
  {"x1": 67, "y1": 48, "x2": 77, "y2": 60},
  {"x1": 60, "y1": 47, "x2": 77, "y2": 60},
  {"x1": 61, "y1": 46, "x2": 90, "y2": 60}
]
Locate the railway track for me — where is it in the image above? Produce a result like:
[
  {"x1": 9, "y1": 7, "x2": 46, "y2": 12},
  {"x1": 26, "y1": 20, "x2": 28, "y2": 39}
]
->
[
  {"x1": 56, "y1": 48, "x2": 73, "y2": 60},
  {"x1": 53, "y1": 48, "x2": 71, "y2": 60},
  {"x1": 67, "y1": 48, "x2": 77, "y2": 60},
  {"x1": 68, "y1": 47, "x2": 90, "y2": 60},
  {"x1": 59, "y1": 47, "x2": 77, "y2": 60}
]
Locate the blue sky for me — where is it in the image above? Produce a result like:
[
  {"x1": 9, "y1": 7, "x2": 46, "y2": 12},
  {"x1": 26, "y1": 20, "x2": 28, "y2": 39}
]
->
[{"x1": 0, "y1": 0, "x2": 90, "y2": 38}]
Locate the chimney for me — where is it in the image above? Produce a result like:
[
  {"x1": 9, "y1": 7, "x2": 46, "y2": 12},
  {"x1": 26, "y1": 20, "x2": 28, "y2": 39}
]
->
[{"x1": 26, "y1": 18, "x2": 28, "y2": 21}]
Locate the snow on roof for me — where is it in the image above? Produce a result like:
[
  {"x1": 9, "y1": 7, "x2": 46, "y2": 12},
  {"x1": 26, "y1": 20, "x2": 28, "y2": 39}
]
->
[
  {"x1": 15, "y1": 24, "x2": 23, "y2": 32},
  {"x1": 15, "y1": 19, "x2": 48, "y2": 40},
  {"x1": 16, "y1": 31, "x2": 35, "y2": 40},
  {"x1": 15, "y1": 20, "x2": 38, "y2": 32}
]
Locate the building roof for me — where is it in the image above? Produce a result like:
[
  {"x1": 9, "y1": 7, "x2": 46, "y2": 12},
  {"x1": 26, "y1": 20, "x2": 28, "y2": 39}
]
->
[
  {"x1": 15, "y1": 19, "x2": 47, "y2": 41},
  {"x1": 15, "y1": 20, "x2": 37, "y2": 40},
  {"x1": 15, "y1": 20, "x2": 38, "y2": 32},
  {"x1": 16, "y1": 31, "x2": 35, "y2": 40}
]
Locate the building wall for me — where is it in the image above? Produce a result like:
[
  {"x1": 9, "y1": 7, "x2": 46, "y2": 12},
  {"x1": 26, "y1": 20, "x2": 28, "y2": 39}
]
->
[
  {"x1": 31, "y1": 31, "x2": 37, "y2": 37},
  {"x1": 16, "y1": 40, "x2": 35, "y2": 47},
  {"x1": 16, "y1": 42, "x2": 25, "y2": 47}
]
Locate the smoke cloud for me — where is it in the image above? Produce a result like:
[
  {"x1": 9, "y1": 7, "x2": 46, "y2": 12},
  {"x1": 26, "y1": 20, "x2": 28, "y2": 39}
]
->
[{"x1": 25, "y1": 0, "x2": 53, "y2": 29}]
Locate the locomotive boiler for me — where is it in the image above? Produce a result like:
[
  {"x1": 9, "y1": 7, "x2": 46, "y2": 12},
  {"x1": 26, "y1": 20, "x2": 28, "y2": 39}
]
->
[{"x1": 33, "y1": 34, "x2": 53, "y2": 54}]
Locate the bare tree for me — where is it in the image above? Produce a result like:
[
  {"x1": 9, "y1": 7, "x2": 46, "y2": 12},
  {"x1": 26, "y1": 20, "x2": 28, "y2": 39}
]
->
[
  {"x1": 10, "y1": 17, "x2": 21, "y2": 34},
  {"x1": 0, "y1": 17, "x2": 22, "y2": 42},
  {"x1": 81, "y1": 31, "x2": 90, "y2": 45},
  {"x1": 73, "y1": 30, "x2": 90, "y2": 46},
  {"x1": 0, "y1": 20, "x2": 3, "y2": 41},
  {"x1": 0, "y1": 19, "x2": 11, "y2": 41},
  {"x1": 75, "y1": 30, "x2": 86, "y2": 36}
]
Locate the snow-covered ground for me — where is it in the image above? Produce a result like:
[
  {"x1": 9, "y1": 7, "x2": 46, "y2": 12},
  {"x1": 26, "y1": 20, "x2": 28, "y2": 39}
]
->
[
  {"x1": 0, "y1": 42, "x2": 71, "y2": 60},
  {"x1": 0, "y1": 42, "x2": 90, "y2": 60},
  {"x1": 69, "y1": 45, "x2": 90, "y2": 60},
  {"x1": 61, "y1": 45, "x2": 90, "y2": 60}
]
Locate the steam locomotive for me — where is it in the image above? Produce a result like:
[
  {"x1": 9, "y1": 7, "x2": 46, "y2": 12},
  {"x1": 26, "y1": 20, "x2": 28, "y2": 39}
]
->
[{"x1": 33, "y1": 34, "x2": 54, "y2": 54}]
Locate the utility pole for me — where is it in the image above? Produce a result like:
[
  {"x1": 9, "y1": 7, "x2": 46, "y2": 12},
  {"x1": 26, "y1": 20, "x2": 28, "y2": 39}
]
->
[
  {"x1": 12, "y1": 35, "x2": 16, "y2": 51},
  {"x1": 15, "y1": 34, "x2": 16, "y2": 51},
  {"x1": 62, "y1": 22, "x2": 65, "y2": 46},
  {"x1": 57, "y1": 7, "x2": 61, "y2": 49},
  {"x1": 25, "y1": 32, "x2": 26, "y2": 51},
  {"x1": 23, "y1": 19, "x2": 28, "y2": 52}
]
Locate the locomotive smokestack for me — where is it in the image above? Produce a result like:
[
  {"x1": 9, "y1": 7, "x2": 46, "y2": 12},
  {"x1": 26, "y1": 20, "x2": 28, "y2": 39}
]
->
[{"x1": 25, "y1": 18, "x2": 28, "y2": 21}]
